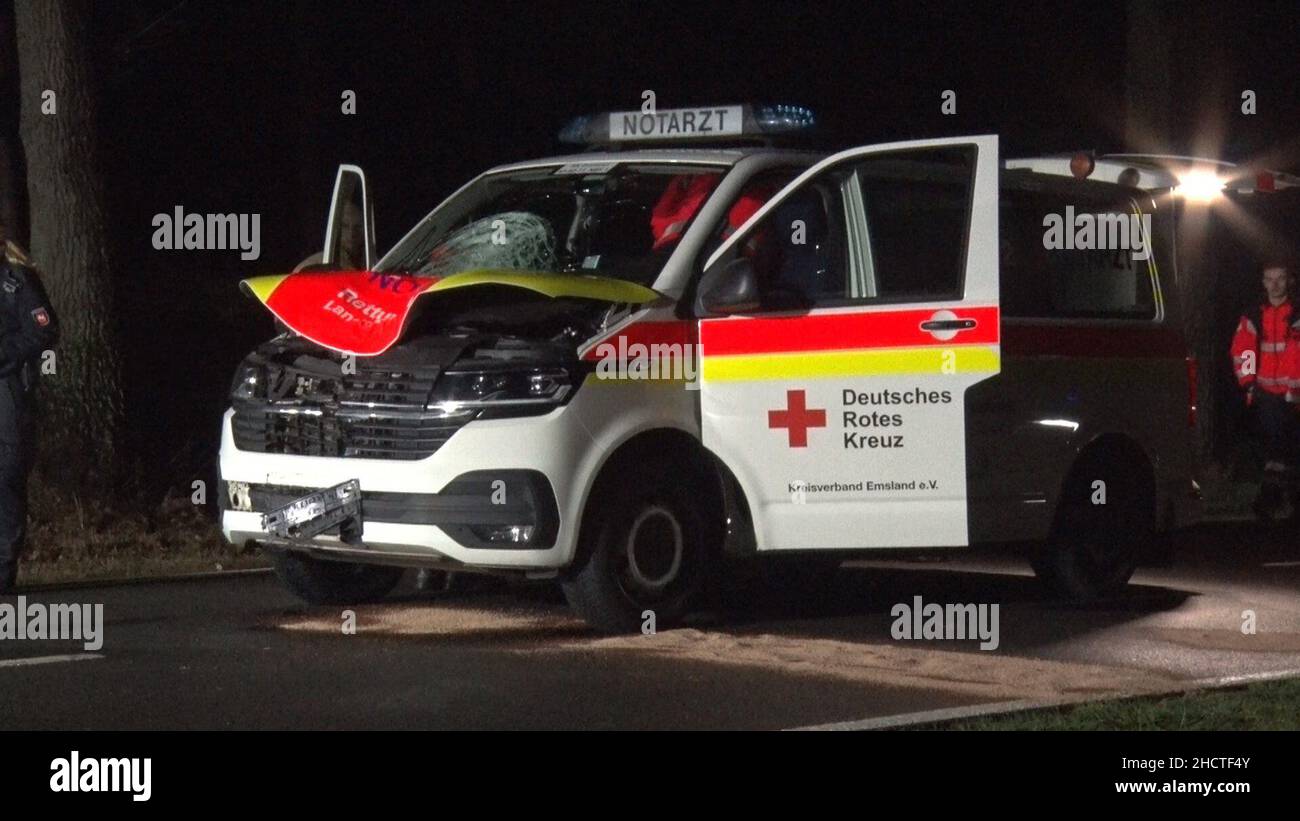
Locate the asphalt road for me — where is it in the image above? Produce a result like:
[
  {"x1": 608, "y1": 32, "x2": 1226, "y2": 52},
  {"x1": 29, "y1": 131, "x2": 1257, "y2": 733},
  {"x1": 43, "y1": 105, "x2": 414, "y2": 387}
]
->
[{"x1": 2, "y1": 521, "x2": 1298, "y2": 730}]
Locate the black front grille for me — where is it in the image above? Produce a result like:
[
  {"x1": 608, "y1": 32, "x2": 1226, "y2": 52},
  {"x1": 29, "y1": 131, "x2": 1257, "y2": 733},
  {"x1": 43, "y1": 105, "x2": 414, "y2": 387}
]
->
[
  {"x1": 335, "y1": 373, "x2": 439, "y2": 407},
  {"x1": 232, "y1": 370, "x2": 475, "y2": 460}
]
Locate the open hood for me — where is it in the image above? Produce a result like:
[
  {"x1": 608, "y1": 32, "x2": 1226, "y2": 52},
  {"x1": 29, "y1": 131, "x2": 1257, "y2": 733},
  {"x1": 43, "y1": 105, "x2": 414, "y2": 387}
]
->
[{"x1": 240, "y1": 268, "x2": 660, "y2": 356}]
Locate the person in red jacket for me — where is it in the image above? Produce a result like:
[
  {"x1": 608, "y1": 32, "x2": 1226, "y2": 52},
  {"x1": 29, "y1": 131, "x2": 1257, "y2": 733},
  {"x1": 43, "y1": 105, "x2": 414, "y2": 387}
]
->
[
  {"x1": 1231, "y1": 261, "x2": 1300, "y2": 517},
  {"x1": 650, "y1": 173, "x2": 722, "y2": 252}
]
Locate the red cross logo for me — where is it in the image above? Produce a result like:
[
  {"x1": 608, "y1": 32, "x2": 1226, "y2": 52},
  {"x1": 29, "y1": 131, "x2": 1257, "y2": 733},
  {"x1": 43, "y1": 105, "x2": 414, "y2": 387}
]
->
[{"x1": 767, "y1": 389, "x2": 826, "y2": 448}]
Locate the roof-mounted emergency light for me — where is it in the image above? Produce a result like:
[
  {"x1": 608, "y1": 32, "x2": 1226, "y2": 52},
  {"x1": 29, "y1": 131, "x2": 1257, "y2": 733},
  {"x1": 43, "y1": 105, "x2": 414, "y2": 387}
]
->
[{"x1": 559, "y1": 103, "x2": 816, "y2": 147}]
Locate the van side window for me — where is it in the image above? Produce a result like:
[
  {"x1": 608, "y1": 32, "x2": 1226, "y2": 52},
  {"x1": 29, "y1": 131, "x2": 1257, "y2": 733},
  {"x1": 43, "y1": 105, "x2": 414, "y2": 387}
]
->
[
  {"x1": 752, "y1": 181, "x2": 847, "y2": 306},
  {"x1": 696, "y1": 168, "x2": 803, "y2": 276},
  {"x1": 1001, "y1": 188, "x2": 1157, "y2": 320},
  {"x1": 854, "y1": 149, "x2": 972, "y2": 300},
  {"x1": 708, "y1": 147, "x2": 975, "y2": 311}
]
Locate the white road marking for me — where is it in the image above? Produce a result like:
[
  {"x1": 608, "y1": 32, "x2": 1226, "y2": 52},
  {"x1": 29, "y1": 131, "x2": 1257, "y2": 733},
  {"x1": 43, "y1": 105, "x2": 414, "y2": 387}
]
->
[
  {"x1": 0, "y1": 653, "x2": 104, "y2": 669},
  {"x1": 1190, "y1": 668, "x2": 1300, "y2": 688},
  {"x1": 790, "y1": 699, "x2": 1051, "y2": 731},
  {"x1": 1262, "y1": 561, "x2": 1300, "y2": 568},
  {"x1": 790, "y1": 668, "x2": 1300, "y2": 731}
]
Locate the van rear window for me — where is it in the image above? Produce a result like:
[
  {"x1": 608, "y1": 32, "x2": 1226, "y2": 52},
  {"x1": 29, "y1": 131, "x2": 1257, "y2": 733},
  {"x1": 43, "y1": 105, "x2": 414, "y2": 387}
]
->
[{"x1": 1000, "y1": 188, "x2": 1157, "y2": 320}]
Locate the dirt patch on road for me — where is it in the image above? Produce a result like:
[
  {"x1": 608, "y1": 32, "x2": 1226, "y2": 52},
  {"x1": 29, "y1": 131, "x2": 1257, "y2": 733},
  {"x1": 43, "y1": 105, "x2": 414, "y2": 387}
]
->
[
  {"x1": 1142, "y1": 627, "x2": 1300, "y2": 654},
  {"x1": 275, "y1": 599, "x2": 1183, "y2": 702},
  {"x1": 545, "y1": 629, "x2": 1182, "y2": 701},
  {"x1": 275, "y1": 599, "x2": 584, "y2": 642}
]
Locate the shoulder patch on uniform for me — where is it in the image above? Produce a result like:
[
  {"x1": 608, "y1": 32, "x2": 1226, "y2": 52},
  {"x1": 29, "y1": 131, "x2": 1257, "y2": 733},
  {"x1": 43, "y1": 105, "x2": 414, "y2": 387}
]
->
[{"x1": 31, "y1": 307, "x2": 50, "y2": 327}]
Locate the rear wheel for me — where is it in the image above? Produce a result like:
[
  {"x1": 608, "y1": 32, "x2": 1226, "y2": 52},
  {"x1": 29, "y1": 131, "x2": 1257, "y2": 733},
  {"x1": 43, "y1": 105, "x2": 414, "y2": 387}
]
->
[
  {"x1": 1034, "y1": 450, "x2": 1152, "y2": 601},
  {"x1": 562, "y1": 462, "x2": 715, "y2": 633},
  {"x1": 271, "y1": 551, "x2": 404, "y2": 605}
]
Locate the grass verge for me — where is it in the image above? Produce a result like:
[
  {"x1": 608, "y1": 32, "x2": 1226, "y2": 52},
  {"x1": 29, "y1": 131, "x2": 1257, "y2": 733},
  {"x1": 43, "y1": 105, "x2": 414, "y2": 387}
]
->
[
  {"x1": 942, "y1": 677, "x2": 1300, "y2": 730},
  {"x1": 19, "y1": 477, "x2": 268, "y2": 587}
]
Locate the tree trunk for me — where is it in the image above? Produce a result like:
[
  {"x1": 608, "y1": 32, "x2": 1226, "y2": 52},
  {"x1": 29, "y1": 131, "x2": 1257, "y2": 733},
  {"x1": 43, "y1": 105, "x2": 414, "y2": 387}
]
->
[
  {"x1": 1, "y1": 6, "x2": 24, "y2": 241},
  {"x1": 1126, "y1": 0, "x2": 1221, "y2": 462},
  {"x1": 14, "y1": 0, "x2": 122, "y2": 492},
  {"x1": 0, "y1": 137, "x2": 21, "y2": 243}
]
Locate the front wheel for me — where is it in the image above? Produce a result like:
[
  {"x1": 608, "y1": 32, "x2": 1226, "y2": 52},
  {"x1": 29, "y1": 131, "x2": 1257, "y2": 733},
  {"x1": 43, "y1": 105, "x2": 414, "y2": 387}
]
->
[
  {"x1": 271, "y1": 551, "x2": 404, "y2": 605},
  {"x1": 562, "y1": 468, "x2": 714, "y2": 633}
]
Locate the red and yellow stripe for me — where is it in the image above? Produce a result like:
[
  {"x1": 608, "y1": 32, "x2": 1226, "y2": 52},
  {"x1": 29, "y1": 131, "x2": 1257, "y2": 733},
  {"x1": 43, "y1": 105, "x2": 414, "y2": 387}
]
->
[{"x1": 700, "y1": 306, "x2": 1000, "y2": 382}]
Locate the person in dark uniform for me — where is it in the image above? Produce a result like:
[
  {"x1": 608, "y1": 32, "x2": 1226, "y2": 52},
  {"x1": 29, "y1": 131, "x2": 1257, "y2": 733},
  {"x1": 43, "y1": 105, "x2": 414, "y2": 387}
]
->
[{"x1": 0, "y1": 218, "x2": 59, "y2": 593}]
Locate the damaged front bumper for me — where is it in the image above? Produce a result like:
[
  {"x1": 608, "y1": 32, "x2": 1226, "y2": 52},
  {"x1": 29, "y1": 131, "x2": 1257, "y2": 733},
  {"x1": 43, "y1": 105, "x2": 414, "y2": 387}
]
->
[
  {"x1": 225, "y1": 470, "x2": 559, "y2": 549},
  {"x1": 218, "y1": 402, "x2": 586, "y2": 571}
]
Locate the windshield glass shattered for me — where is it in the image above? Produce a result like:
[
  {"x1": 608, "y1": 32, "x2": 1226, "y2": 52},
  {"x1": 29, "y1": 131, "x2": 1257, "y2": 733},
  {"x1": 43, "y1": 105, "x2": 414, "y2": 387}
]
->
[{"x1": 376, "y1": 164, "x2": 726, "y2": 285}]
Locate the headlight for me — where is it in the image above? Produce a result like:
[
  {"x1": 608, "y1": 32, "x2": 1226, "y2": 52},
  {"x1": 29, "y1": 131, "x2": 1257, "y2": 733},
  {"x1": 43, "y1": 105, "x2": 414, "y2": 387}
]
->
[
  {"x1": 230, "y1": 362, "x2": 264, "y2": 402},
  {"x1": 429, "y1": 368, "x2": 572, "y2": 409}
]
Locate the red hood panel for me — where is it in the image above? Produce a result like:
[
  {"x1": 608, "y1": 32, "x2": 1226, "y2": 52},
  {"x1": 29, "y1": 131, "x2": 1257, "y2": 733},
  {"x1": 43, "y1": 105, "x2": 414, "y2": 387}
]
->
[{"x1": 250, "y1": 271, "x2": 438, "y2": 356}]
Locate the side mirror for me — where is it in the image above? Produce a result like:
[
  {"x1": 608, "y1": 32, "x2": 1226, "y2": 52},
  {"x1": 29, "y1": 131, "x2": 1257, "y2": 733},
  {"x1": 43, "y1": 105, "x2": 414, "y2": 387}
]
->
[{"x1": 697, "y1": 257, "x2": 760, "y2": 315}]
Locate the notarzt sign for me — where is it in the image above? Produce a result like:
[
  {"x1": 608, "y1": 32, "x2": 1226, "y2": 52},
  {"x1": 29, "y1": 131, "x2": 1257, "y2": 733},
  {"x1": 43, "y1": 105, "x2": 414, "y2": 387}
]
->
[{"x1": 609, "y1": 106, "x2": 743, "y2": 141}]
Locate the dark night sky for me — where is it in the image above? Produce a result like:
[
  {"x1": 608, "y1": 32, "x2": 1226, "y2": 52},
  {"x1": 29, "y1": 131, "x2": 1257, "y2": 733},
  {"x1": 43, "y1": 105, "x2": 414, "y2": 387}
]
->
[
  {"x1": 2, "y1": 0, "x2": 1298, "y2": 485},
  {"x1": 76, "y1": 0, "x2": 1300, "y2": 274}
]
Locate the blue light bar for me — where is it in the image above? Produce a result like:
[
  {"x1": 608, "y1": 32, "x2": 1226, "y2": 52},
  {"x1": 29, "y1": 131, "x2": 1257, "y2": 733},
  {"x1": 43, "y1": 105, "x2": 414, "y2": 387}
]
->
[
  {"x1": 559, "y1": 103, "x2": 816, "y2": 146},
  {"x1": 557, "y1": 114, "x2": 597, "y2": 146},
  {"x1": 751, "y1": 104, "x2": 816, "y2": 134}
]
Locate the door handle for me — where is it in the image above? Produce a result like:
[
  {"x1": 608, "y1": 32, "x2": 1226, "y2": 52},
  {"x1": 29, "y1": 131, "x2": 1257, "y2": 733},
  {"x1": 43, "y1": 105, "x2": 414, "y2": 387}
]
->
[{"x1": 920, "y1": 318, "x2": 977, "y2": 332}]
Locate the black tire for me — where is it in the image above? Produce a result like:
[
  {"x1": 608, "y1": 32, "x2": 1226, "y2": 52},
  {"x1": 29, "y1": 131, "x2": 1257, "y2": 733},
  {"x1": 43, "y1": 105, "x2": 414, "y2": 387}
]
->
[
  {"x1": 562, "y1": 462, "x2": 716, "y2": 633},
  {"x1": 1034, "y1": 451, "x2": 1152, "y2": 601},
  {"x1": 1251, "y1": 475, "x2": 1294, "y2": 524},
  {"x1": 271, "y1": 550, "x2": 404, "y2": 606}
]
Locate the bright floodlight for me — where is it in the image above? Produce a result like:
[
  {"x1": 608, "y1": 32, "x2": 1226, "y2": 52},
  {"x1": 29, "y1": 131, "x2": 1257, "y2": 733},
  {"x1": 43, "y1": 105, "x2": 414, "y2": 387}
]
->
[{"x1": 1175, "y1": 169, "x2": 1225, "y2": 201}]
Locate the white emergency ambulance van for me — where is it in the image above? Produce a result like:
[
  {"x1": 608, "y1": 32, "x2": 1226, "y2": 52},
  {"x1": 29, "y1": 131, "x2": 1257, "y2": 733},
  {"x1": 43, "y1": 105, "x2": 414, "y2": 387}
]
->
[{"x1": 219, "y1": 105, "x2": 1201, "y2": 631}]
